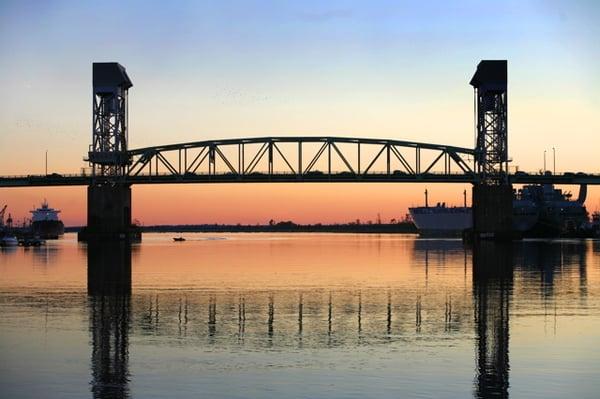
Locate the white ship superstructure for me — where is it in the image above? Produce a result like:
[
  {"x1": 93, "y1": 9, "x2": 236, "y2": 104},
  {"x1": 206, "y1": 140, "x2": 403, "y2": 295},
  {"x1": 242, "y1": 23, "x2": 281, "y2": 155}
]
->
[
  {"x1": 31, "y1": 200, "x2": 61, "y2": 222},
  {"x1": 30, "y1": 200, "x2": 64, "y2": 239}
]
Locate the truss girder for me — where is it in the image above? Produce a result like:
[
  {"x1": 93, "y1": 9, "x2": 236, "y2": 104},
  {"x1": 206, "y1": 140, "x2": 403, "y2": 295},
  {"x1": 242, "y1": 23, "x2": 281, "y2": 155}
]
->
[
  {"x1": 475, "y1": 91, "x2": 508, "y2": 184},
  {"x1": 125, "y1": 136, "x2": 475, "y2": 180}
]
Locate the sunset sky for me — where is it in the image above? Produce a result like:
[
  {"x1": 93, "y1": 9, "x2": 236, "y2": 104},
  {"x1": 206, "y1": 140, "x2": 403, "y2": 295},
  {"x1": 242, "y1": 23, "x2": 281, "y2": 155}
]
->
[{"x1": 1, "y1": 1, "x2": 599, "y2": 226}]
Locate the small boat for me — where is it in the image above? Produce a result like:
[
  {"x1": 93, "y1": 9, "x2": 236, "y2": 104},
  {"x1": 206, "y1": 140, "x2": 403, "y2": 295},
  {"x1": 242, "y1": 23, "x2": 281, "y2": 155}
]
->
[
  {"x1": 0, "y1": 235, "x2": 19, "y2": 247},
  {"x1": 18, "y1": 237, "x2": 45, "y2": 247},
  {"x1": 173, "y1": 237, "x2": 186, "y2": 242}
]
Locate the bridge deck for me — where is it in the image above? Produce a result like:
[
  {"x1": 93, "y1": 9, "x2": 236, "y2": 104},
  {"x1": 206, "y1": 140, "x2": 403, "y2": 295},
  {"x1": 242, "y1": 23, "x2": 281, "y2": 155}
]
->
[
  {"x1": 1, "y1": 137, "x2": 598, "y2": 187},
  {"x1": 2, "y1": 172, "x2": 600, "y2": 187}
]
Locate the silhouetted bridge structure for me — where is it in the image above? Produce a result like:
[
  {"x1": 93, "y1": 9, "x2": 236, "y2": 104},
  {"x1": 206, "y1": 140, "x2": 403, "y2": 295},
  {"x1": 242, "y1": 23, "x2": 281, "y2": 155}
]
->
[
  {"x1": 2, "y1": 136, "x2": 599, "y2": 187},
  {"x1": 1, "y1": 60, "x2": 598, "y2": 240}
]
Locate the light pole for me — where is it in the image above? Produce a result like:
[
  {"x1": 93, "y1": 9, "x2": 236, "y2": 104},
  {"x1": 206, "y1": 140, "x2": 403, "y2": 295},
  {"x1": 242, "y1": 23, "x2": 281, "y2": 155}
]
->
[
  {"x1": 553, "y1": 147, "x2": 556, "y2": 175},
  {"x1": 543, "y1": 150, "x2": 547, "y2": 173},
  {"x1": 45, "y1": 150, "x2": 48, "y2": 175}
]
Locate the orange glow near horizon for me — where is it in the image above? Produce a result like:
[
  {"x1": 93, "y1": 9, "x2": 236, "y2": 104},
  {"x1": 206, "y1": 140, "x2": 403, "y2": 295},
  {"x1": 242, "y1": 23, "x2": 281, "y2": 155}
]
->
[
  {"x1": 2, "y1": 1, "x2": 600, "y2": 228},
  {"x1": 2, "y1": 183, "x2": 600, "y2": 227}
]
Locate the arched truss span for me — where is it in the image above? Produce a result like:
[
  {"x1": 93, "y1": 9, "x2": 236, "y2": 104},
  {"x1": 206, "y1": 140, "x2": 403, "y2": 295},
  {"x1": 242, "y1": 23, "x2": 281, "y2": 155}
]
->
[{"x1": 126, "y1": 136, "x2": 476, "y2": 183}]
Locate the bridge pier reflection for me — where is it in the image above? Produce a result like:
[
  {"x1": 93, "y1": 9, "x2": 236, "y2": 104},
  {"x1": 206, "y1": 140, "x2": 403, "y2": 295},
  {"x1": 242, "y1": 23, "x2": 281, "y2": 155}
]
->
[
  {"x1": 88, "y1": 242, "x2": 132, "y2": 399},
  {"x1": 80, "y1": 237, "x2": 594, "y2": 399},
  {"x1": 87, "y1": 241, "x2": 132, "y2": 295},
  {"x1": 473, "y1": 242, "x2": 513, "y2": 399}
]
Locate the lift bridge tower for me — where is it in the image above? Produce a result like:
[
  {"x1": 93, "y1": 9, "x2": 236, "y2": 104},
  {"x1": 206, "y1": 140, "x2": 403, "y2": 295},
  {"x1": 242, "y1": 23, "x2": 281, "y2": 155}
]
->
[
  {"x1": 79, "y1": 63, "x2": 140, "y2": 242},
  {"x1": 470, "y1": 60, "x2": 513, "y2": 239},
  {"x1": 89, "y1": 62, "x2": 132, "y2": 177}
]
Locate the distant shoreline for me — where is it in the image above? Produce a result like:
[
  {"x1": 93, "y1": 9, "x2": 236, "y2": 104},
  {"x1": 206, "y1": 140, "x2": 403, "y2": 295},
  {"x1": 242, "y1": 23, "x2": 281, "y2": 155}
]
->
[{"x1": 65, "y1": 222, "x2": 417, "y2": 234}]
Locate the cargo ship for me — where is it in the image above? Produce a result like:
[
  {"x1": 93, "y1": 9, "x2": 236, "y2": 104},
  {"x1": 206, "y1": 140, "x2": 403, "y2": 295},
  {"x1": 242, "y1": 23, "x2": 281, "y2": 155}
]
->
[
  {"x1": 408, "y1": 205, "x2": 472, "y2": 237},
  {"x1": 409, "y1": 185, "x2": 584, "y2": 237},
  {"x1": 408, "y1": 190, "x2": 472, "y2": 237},
  {"x1": 30, "y1": 200, "x2": 64, "y2": 239},
  {"x1": 519, "y1": 184, "x2": 588, "y2": 237}
]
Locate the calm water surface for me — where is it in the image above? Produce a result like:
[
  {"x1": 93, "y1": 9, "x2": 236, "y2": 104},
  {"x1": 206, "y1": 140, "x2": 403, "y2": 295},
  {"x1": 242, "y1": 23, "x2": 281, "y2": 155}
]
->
[{"x1": 1, "y1": 233, "x2": 599, "y2": 398}]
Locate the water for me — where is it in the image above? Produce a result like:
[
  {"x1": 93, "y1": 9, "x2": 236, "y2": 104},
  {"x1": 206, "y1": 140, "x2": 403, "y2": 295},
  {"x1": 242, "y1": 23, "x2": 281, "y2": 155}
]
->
[{"x1": 1, "y1": 233, "x2": 599, "y2": 398}]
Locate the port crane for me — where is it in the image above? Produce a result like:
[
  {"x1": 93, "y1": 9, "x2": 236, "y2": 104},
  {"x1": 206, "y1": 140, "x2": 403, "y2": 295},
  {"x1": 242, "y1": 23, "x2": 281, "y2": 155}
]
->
[{"x1": 0, "y1": 205, "x2": 7, "y2": 226}]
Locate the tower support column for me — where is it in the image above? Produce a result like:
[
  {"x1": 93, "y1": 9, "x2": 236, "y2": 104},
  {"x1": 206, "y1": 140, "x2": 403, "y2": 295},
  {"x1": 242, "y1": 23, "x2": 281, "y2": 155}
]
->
[
  {"x1": 469, "y1": 60, "x2": 514, "y2": 240},
  {"x1": 79, "y1": 183, "x2": 140, "y2": 242},
  {"x1": 472, "y1": 184, "x2": 513, "y2": 240},
  {"x1": 80, "y1": 62, "x2": 140, "y2": 242}
]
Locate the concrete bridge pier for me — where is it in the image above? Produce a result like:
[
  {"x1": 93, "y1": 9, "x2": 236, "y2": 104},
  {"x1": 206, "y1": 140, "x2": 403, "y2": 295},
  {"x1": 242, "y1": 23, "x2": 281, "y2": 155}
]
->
[
  {"x1": 472, "y1": 184, "x2": 514, "y2": 240},
  {"x1": 87, "y1": 238, "x2": 132, "y2": 295},
  {"x1": 78, "y1": 183, "x2": 141, "y2": 242},
  {"x1": 472, "y1": 240, "x2": 513, "y2": 397}
]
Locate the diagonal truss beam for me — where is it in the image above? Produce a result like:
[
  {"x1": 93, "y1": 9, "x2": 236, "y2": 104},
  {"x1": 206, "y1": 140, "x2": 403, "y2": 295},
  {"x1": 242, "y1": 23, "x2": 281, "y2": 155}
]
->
[
  {"x1": 362, "y1": 145, "x2": 387, "y2": 175},
  {"x1": 125, "y1": 136, "x2": 476, "y2": 180},
  {"x1": 303, "y1": 142, "x2": 328, "y2": 174},
  {"x1": 422, "y1": 151, "x2": 446, "y2": 174},
  {"x1": 273, "y1": 143, "x2": 296, "y2": 174},
  {"x1": 331, "y1": 142, "x2": 356, "y2": 174}
]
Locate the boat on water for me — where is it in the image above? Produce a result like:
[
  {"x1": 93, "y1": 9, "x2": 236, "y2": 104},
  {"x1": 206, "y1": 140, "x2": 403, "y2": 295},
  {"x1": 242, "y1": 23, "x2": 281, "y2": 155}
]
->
[
  {"x1": 409, "y1": 184, "x2": 586, "y2": 238},
  {"x1": 409, "y1": 190, "x2": 472, "y2": 237},
  {"x1": 30, "y1": 200, "x2": 64, "y2": 239},
  {"x1": 18, "y1": 237, "x2": 45, "y2": 247},
  {"x1": 173, "y1": 237, "x2": 186, "y2": 242},
  {"x1": 519, "y1": 184, "x2": 588, "y2": 237},
  {"x1": 409, "y1": 204, "x2": 472, "y2": 237},
  {"x1": 0, "y1": 205, "x2": 18, "y2": 246},
  {"x1": 0, "y1": 234, "x2": 19, "y2": 247}
]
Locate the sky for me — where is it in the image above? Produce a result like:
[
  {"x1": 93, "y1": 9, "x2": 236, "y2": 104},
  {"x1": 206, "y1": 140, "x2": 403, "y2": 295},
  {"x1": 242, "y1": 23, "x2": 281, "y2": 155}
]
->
[{"x1": 1, "y1": 0, "x2": 599, "y2": 226}]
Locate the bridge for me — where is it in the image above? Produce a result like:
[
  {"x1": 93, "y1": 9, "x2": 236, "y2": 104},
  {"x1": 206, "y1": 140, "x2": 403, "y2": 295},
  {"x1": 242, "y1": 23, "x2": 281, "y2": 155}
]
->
[
  {"x1": 2, "y1": 135, "x2": 599, "y2": 187},
  {"x1": 1, "y1": 60, "x2": 597, "y2": 240},
  {"x1": 4, "y1": 136, "x2": 478, "y2": 187}
]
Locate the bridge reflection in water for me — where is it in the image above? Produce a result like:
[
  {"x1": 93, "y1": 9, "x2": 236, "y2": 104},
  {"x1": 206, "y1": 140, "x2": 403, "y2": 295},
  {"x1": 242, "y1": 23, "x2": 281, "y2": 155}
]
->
[
  {"x1": 473, "y1": 242, "x2": 512, "y2": 399},
  {"x1": 88, "y1": 242, "x2": 132, "y2": 399},
  {"x1": 86, "y1": 239, "x2": 590, "y2": 398}
]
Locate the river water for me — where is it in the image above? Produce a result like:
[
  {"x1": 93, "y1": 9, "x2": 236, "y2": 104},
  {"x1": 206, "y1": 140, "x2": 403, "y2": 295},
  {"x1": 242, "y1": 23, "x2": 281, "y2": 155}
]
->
[{"x1": 1, "y1": 233, "x2": 599, "y2": 398}]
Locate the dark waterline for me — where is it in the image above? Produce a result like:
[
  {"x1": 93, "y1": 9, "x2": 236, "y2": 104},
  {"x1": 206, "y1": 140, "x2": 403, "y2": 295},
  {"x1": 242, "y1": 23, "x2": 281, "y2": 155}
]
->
[{"x1": 1, "y1": 234, "x2": 599, "y2": 398}]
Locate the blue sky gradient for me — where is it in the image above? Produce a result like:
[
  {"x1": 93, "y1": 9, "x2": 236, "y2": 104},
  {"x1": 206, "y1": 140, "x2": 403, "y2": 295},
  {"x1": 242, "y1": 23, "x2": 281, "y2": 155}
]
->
[{"x1": 1, "y1": 1, "x2": 598, "y2": 170}]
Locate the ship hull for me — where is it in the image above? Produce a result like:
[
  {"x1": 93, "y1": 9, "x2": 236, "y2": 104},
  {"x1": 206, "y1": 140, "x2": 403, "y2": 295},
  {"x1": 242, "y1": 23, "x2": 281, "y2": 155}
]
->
[
  {"x1": 410, "y1": 206, "x2": 540, "y2": 238},
  {"x1": 415, "y1": 229, "x2": 466, "y2": 238},
  {"x1": 409, "y1": 208, "x2": 472, "y2": 237},
  {"x1": 32, "y1": 220, "x2": 64, "y2": 239},
  {"x1": 410, "y1": 184, "x2": 588, "y2": 238},
  {"x1": 0, "y1": 236, "x2": 19, "y2": 247}
]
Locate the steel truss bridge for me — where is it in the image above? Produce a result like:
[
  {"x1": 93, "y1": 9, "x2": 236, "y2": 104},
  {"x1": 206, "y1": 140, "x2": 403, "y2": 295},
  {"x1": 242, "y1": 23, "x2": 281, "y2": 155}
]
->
[{"x1": 2, "y1": 135, "x2": 600, "y2": 187}]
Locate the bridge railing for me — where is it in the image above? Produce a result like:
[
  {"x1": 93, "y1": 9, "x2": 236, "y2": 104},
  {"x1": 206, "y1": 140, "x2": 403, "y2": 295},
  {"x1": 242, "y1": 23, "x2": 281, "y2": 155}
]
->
[
  {"x1": 4, "y1": 171, "x2": 600, "y2": 187},
  {"x1": 127, "y1": 170, "x2": 477, "y2": 177},
  {"x1": 0, "y1": 173, "x2": 91, "y2": 179}
]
